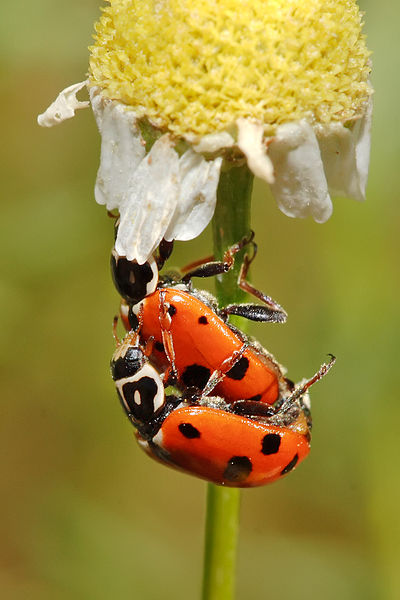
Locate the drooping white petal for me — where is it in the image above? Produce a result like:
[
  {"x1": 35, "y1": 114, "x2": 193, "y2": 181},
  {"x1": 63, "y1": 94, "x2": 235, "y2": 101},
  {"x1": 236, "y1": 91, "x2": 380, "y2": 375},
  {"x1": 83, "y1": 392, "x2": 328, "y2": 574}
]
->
[
  {"x1": 192, "y1": 132, "x2": 235, "y2": 153},
  {"x1": 115, "y1": 135, "x2": 180, "y2": 264},
  {"x1": 316, "y1": 123, "x2": 361, "y2": 200},
  {"x1": 164, "y1": 149, "x2": 222, "y2": 241},
  {"x1": 353, "y1": 96, "x2": 373, "y2": 199},
  {"x1": 316, "y1": 97, "x2": 372, "y2": 202},
  {"x1": 237, "y1": 118, "x2": 274, "y2": 184},
  {"x1": 268, "y1": 120, "x2": 332, "y2": 223},
  {"x1": 90, "y1": 89, "x2": 146, "y2": 210},
  {"x1": 37, "y1": 81, "x2": 89, "y2": 127}
]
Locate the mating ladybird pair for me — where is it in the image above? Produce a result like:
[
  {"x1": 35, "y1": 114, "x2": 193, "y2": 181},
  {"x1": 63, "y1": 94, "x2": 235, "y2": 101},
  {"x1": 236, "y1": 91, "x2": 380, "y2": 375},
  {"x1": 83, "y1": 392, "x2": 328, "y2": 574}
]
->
[{"x1": 110, "y1": 232, "x2": 335, "y2": 487}]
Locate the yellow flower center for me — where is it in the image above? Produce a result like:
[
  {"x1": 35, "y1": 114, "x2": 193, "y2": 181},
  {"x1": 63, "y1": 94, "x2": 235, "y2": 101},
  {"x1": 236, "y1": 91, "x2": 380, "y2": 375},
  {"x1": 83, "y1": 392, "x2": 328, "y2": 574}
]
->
[{"x1": 89, "y1": 0, "x2": 371, "y2": 137}]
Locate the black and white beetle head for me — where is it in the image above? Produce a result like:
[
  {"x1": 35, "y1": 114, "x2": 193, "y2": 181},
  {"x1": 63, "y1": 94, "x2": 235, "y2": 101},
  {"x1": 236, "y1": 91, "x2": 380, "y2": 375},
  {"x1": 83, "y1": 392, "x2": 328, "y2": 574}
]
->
[
  {"x1": 111, "y1": 247, "x2": 158, "y2": 306},
  {"x1": 111, "y1": 331, "x2": 166, "y2": 427}
]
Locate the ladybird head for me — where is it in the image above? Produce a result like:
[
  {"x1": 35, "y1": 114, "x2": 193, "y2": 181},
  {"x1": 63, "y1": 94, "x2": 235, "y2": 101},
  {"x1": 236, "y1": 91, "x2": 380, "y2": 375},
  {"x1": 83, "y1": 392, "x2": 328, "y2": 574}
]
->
[
  {"x1": 111, "y1": 330, "x2": 166, "y2": 432},
  {"x1": 111, "y1": 247, "x2": 159, "y2": 306}
]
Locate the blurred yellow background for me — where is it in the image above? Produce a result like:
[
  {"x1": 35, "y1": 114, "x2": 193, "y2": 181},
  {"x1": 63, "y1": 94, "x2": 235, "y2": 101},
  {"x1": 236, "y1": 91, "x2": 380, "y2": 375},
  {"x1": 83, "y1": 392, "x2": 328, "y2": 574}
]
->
[{"x1": 1, "y1": 1, "x2": 399, "y2": 598}]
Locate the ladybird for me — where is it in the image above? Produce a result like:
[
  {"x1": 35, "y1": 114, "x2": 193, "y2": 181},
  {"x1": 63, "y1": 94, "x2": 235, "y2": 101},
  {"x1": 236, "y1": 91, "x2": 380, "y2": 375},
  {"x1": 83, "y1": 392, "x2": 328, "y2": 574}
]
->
[
  {"x1": 113, "y1": 232, "x2": 290, "y2": 406},
  {"x1": 139, "y1": 404, "x2": 310, "y2": 487},
  {"x1": 112, "y1": 320, "x2": 335, "y2": 487},
  {"x1": 127, "y1": 286, "x2": 290, "y2": 406}
]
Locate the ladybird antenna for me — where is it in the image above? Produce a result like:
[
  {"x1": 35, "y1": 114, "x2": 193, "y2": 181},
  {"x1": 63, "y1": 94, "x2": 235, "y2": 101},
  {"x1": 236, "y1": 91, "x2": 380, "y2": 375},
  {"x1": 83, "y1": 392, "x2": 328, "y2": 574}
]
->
[{"x1": 280, "y1": 354, "x2": 336, "y2": 414}]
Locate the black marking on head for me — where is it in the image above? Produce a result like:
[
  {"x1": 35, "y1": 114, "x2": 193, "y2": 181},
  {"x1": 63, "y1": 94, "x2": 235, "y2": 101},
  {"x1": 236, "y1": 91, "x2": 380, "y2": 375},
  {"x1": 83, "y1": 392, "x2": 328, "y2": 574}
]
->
[
  {"x1": 178, "y1": 423, "x2": 201, "y2": 439},
  {"x1": 121, "y1": 376, "x2": 159, "y2": 422},
  {"x1": 247, "y1": 394, "x2": 262, "y2": 402},
  {"x1": 226, "y1": 356, "x2": 249, "y2": 380},
  {"x1": 280, "y1": 453, "x2": 299, "y2": 475},
  {"x1": 111, "y1": 255, "x2": 155, "y2": 305},
  {"x1": 261, "y1": 433, "x2": 281, "y2": 455},
  {"x1": 223, "y1": 456, "x2": 253, "y2": 483},
  {"x1": 181, "y1": 364, "x2": 211, "y2": 389},
  {"x1": 111, "y1": 347, "x2": 143, "y2": 381},
  {"x1": 154, "y1": 341, "x2": 165, "y2": 353},
  {"x1": 167, "y1": 304, "x2": 177, "y2": 317},
  {"x1": 198, "y1": 316, "x2": 208, "y2": 324}
]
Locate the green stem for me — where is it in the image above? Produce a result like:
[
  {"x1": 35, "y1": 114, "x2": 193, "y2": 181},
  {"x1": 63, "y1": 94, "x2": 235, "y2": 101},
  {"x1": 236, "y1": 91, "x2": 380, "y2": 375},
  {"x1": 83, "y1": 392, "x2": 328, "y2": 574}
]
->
[{"x1": 202, "y1": 163, "x2": 253, "y2": 600}]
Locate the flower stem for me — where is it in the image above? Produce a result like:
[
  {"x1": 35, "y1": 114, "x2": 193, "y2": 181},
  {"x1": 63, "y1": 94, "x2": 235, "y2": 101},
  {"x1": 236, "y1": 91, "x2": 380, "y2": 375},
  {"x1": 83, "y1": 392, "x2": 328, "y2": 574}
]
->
[{"x1": 202, "y1": 163, "x2": 253, "y2": 600}]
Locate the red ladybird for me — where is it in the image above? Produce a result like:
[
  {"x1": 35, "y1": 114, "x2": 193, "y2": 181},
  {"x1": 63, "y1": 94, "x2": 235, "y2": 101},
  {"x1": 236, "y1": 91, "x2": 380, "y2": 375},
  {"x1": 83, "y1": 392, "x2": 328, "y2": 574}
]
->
[
  {"x1": 111, "y1": 316, "x2": 335, "y2": 487},
  {"x1": 124, "y1": 286, "x2": 288, "y2": 405},
  {"x1": 137, "y1": 405, "x2": 311, "y2": 487}
]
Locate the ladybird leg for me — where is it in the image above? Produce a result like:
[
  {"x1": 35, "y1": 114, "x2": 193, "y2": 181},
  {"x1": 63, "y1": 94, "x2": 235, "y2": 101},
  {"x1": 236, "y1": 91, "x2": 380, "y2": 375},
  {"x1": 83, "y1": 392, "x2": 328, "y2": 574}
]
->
[
  {"x1": 279, "y1": 354, "x2": 336, "y2": 414},
  {"x1": 219, "y1": 246, "x2": 287, "y2": 322},
  {"x1": 180, "y1": 231, "x2": 255, "y2": 282},
  {"x1": 180, "y1": 253, "x2": 215, "y2": 274},
  {"x1": 226, "y1": 251, "x2": 288, "y2": 322},
  {"x1": 158, "y1": 289, "x2": 179, "y2": 385},
  {"x1": 220, "y1": 302, "x2": 287, "y2": 323},
  {"x1": 230, "y1": 400, "x2": 276, "y2": 418},
  {"x1": 143, "y1": 336, "x2": 155, "y2": 357},
  {"x1": 201, "y1": 342, "x2": 249, "y2": 397}
]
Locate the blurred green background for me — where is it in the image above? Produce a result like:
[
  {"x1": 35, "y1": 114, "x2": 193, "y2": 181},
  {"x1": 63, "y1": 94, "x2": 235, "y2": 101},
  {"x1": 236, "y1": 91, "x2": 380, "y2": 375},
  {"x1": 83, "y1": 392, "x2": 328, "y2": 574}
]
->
[{"x1": 1, "y1": 1, "x2": 399, "y2": 598}]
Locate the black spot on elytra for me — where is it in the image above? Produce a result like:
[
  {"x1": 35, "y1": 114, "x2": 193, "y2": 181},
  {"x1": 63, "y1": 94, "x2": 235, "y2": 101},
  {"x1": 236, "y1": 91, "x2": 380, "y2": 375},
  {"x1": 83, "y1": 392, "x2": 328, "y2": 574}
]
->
[
  {"x1": 182, "y1": 364, "x2": 211, "y2": 389},
  {"x1": 154, "y1": 341, "x2": 165, "y2": 352},
  {"x1": 223, "y1": 456, "x2": 252, "y2": 483},
  {"x1": 198, "y1": 316, "x2": 208, "y2": 324},
  {"x1": 178, "y1": 423, "x2": 201, "y2": 439},
  {"x1": 121, "y1": 376, "x2": 159, "y2": 422},
  {"x1": 280, "y1": 453, "x2": 299, "y2": 475},
  {"x1": 167, "y1": 304, "x2": 177, "y2": 317},
  {"x1": 111, "y1": 347, "x2": 143, "y2": 381},
  {"x1": 261, "y1": 433, "x2": 281, "y2": 455},
  {"x1": 226, "y1": 356, "x2": 249, "y2": 380},
  {"x1": 246, "y1": 394, "x2": 262, "y2": 402}
]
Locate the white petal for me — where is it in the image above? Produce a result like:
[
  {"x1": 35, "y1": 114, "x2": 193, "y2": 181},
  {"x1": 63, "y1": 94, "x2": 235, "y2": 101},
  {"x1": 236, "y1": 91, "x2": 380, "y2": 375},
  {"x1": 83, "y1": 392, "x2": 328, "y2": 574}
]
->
[
  {"x1": 115, "y1": 135, "x2": 180, "y2": 264},
  {"x1": 316, "y1": 97, "x2": 372, "y2": 202},
  {"x1": 268, "y1": 120, "x2": 332, "y2": 223},
  {"x1": 37, "y1": 81, "x2": 89, "y2": 127},
  {"x1": 237, "y1": 118, "x2": 274, "y2": 184},
  {"x1": 164, "y1": 150, "x2": 222, "y2": 241},
  {"x1": 353, "y1": 96, "x2": 373, "y2": 200},
  {"x1": 90, "y1": 89, "x2": 146, "y2": 211},
  {"x1": 192, "y1": 132, "x2": 235, "y2": 153}
]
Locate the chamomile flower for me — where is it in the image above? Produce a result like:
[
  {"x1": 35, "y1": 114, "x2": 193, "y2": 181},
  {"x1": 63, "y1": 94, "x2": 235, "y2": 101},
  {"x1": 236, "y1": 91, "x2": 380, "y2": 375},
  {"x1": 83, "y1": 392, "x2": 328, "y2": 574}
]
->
[{"x1": 38, "y1": 0, "x2": 372, "y2": 263}]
